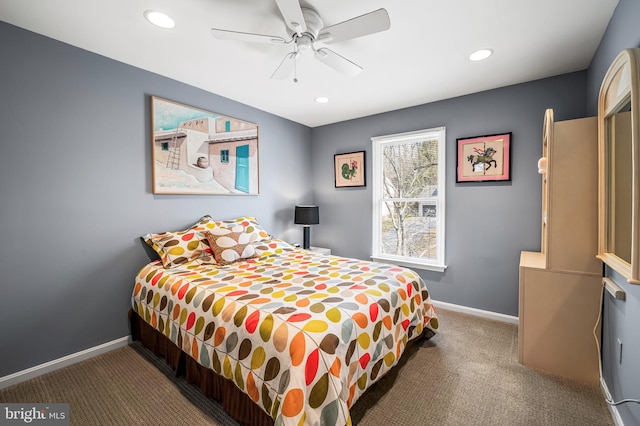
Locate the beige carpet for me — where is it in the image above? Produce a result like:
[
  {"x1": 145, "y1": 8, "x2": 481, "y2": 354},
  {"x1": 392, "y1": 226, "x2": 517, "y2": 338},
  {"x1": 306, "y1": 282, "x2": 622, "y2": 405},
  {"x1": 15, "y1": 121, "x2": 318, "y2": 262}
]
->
[{"x1": 0, "y1": 309, "x2": 613, "y2": 425}]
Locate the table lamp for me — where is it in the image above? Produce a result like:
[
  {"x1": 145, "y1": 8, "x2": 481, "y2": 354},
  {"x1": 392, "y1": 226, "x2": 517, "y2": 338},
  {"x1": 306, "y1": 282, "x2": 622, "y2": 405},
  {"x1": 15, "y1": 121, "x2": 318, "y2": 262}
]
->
[{"x1": 294, "y1": 205, "x2": 319, "y2": 249}]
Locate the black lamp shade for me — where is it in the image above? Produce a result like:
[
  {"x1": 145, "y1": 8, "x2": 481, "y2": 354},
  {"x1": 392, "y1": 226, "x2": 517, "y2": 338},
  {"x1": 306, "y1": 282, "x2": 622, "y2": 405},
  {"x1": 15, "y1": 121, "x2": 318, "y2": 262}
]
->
[
  {"x1": 294, "y1": 206, "x2": 319, "y2": 250},
  {"x1": 294, "y1": 206, "x2": 319, "y2": 225}
]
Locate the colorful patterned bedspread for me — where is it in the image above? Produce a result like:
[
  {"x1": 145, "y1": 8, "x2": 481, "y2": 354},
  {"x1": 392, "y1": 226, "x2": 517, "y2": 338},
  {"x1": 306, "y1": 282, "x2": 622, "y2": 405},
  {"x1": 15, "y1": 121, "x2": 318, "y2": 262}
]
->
[{"x1": 132, "y1": 242, "x2": 438, "y2": 426}]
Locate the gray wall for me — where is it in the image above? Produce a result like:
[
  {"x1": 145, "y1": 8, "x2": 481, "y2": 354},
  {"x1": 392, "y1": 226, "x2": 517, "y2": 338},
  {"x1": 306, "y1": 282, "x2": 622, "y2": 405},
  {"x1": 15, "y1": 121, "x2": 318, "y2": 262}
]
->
[
  {"x1": 586, "y1": 0, "x2": 640, "y2": 423},
  {"x1": 0, "y1": 21, "x2": 312, "y2": 377},
  {"x1": 311, "y1": 73, "x2": 588, "y2": 316},
  {"x1": 3, "y1": 4, "x2": 640, "y2": 421}
]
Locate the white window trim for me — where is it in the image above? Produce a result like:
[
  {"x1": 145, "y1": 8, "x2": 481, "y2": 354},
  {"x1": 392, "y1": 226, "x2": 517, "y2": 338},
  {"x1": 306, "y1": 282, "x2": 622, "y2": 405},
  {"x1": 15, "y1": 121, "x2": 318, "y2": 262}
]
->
[{"x1": 371, "y1": 127, "x2": 447, "y2": 272}]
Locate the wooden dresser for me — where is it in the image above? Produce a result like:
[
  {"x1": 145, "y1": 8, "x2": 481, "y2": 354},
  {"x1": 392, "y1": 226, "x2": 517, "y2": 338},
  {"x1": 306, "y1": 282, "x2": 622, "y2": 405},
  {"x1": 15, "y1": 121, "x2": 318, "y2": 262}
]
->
[{"x1": 518, "y1": 109, "x2": 602, "y2": 384}]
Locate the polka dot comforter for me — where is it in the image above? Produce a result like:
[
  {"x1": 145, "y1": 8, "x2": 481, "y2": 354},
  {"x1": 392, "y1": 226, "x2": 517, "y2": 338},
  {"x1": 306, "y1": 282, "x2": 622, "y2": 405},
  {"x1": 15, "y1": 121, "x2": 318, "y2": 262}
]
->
[{"x1": 132, "y1": 244, "x2": 438, "y2": 426}]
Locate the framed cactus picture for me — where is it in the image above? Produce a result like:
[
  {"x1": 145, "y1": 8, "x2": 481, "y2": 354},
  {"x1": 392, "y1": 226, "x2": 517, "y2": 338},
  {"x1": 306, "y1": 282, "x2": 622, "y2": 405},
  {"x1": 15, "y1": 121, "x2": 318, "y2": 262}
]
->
[{"x1": 334, "y1": 151, "x2": 365, "y2": 187}]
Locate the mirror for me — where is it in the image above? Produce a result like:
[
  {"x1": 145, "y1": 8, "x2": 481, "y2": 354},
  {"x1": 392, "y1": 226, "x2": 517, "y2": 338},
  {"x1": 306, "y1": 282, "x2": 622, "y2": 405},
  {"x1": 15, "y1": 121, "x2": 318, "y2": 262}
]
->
[
  {"x1": 598, "y1": 48, "x2": 640, "y2": 284},
  {"x1": 606, "y1": 100, "x2": 632, "y2": 263}
]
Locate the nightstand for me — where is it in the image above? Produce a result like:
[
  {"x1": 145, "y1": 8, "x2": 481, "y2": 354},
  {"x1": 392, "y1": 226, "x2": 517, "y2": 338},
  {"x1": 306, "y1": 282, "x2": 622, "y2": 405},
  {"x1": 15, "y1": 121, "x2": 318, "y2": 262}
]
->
[{"x1": 309, "y1": 246, "x2": 331, "y2": 255}]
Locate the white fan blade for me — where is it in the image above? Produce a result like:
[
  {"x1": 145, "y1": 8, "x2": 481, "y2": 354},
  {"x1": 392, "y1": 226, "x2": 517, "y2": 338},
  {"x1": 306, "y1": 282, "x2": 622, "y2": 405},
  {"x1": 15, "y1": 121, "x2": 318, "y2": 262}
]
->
[
  {"x1": 211, "y1": 28, "x2": 286, "y2": 44},
  {"x1": 271, "y1": 52, "x2": 299, "y2": 79},
  {"x1": 317, "y1": 8, "x2": 390, "y2": 44},
  {"x1": 275, "y1": 0, "x2": 307, "y2": 35},
  {"x1": 314, "y1": 48, "x2": 362, "y2": 77}
]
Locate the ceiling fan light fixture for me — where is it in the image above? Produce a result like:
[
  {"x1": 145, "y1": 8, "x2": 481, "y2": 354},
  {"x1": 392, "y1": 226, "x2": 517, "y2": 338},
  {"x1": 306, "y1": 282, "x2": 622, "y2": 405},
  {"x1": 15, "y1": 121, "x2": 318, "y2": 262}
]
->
[
  {"x1": 315, "y1": 97, "x2": 329, "y2": 103},
  {"x1": 297, "y1": 35, "x2": 313, "y2": 50},
  {"x1": 469, "y1": 48, "x2": 493, "y2": 62},
  {"x1": 144, "y1": 10, "x2": 175, "y2": 29}
]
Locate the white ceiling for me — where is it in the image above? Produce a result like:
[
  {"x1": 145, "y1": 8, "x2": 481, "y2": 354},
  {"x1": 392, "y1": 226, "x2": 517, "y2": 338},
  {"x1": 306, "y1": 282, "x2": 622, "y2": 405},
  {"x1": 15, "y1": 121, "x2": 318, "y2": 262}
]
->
[{"x1": 0, "y1": 0, "x2": 618, "y2": 127}]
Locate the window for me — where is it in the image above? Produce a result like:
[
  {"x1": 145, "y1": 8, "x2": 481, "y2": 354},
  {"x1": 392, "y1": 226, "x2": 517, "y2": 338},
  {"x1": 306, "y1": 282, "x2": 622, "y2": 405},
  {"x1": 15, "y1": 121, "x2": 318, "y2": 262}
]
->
[
  {"x1": 371, "y1": 127, "x2": 446, "y2": 271},
  {"x1": 220, "y1": 149, "x2": 229, "y2": 163},
  {"x1": 161, "y1": 142, "x2": 169, "y2": 151}
]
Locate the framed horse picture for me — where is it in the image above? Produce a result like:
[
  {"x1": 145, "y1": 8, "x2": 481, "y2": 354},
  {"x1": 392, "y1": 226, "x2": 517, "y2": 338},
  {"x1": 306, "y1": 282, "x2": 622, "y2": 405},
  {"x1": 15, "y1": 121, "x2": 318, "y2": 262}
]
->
[{"x1": 456, "y1": 132, "x2": 512, "y2": 182}]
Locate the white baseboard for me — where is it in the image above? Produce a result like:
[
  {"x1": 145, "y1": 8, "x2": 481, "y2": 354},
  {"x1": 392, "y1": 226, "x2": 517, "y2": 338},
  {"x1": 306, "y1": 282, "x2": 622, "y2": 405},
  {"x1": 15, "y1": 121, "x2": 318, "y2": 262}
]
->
[
  {"x1": 0, "y1": 336, "x2": 131, "y2": 390},
  {"x1": 600, "y1": 377, "x2": 624, "y2": 426},
  {"x1": 431, "y1": 299, "x2": 519, "y2": 324}
]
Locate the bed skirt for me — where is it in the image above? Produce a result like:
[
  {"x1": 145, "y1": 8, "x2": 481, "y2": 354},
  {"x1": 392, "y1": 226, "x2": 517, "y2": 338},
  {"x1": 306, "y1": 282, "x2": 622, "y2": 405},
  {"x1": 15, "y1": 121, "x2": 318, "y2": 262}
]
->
[
  {"x1": 129, "y1": 310, "x2": 274, "y2": 426},
  {"x1": 129, "y1": 309, "x2": 435, "y2": 425}
]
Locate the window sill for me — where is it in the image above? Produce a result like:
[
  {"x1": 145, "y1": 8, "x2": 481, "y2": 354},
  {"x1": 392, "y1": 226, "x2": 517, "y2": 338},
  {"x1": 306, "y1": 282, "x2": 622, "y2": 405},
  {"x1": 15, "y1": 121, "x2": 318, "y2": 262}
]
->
[{"x1": 370, "y1": 256, "x2": 447, "y2": 272}]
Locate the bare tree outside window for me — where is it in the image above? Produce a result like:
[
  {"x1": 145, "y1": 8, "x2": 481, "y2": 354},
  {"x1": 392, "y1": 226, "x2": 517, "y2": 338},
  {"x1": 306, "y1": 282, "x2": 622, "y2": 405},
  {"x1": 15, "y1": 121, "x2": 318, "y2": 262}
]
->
[
  {"x1": 381, "y1": 140, "x2": 439, "y2": 259},
  {"x1": 372, "y1": 127, "x2": 445, "y2": 270}
]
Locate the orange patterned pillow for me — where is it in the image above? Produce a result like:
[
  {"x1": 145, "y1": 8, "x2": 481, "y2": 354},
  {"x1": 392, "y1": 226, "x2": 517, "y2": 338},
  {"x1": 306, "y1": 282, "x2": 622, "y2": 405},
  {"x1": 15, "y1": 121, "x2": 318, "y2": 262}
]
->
[
  {"x1": 205, "y1": 230, "x2": 258, "y2": 265},
  {"x1": 209, "y1": 216, "x2": 270, "y2": 242},
  {"x1": 143, "y1": 216, "x2": 217, "y2": 268},
  {"x1": 251, "y1": 238, "x2": 295, "y2": 258}
]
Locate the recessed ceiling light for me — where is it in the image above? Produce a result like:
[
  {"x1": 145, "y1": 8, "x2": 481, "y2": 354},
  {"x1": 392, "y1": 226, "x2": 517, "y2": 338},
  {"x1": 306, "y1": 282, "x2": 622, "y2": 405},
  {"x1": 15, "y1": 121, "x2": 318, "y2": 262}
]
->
[
  {"x1": 315, "y1": 97, "x2": 329, "y2": 103},
  {"x1": 144, "y1": 10, "x2": 175, "y2": 29},
  {"x1": 469, "y1": 48, "x2": 493, "y2": 62}
]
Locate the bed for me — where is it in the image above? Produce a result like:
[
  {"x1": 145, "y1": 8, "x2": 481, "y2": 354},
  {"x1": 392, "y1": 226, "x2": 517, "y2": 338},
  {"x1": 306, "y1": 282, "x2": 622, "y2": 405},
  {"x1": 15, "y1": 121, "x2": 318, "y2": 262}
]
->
[{"x1": 130, "y1": 215, "x2": 438, "y2": 425}]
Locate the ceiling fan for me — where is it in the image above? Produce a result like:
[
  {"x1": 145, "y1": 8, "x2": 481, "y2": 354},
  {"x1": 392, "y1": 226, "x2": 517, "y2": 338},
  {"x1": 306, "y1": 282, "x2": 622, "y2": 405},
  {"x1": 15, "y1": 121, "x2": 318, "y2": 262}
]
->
[{"x1": 211, "y1": 0, "x2": 390, "y2": 81}]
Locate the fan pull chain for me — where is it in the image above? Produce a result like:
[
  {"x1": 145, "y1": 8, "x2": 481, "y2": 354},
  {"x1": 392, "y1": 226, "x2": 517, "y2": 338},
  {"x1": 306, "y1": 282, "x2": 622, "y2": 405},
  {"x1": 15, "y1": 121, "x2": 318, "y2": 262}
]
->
[{"x1": 293, "y1": 42, "x2": 299, "y2": 83}]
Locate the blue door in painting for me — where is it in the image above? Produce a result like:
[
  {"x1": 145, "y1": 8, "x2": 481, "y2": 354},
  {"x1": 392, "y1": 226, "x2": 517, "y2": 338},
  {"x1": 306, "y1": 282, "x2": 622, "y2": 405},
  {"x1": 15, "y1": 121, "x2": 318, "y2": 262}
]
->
[{"x1": 235, "y1": 144, "x2": 250, "y2": 193}]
